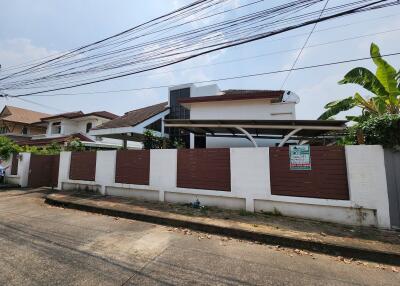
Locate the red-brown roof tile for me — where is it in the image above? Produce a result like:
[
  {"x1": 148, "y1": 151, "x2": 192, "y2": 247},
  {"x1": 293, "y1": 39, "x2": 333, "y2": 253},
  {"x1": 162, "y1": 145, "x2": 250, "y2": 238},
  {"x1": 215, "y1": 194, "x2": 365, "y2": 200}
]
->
[
  {"x1": 178, "y1": 89, "x2": 284, "y2": 104},
  {"x1": 93, "y1": 102, "x2": 168, "y2": 130},
  {"x1": 0, "y1": 105, "x2": 52, "y2": 124},
  {"x1": 41, "y1": 110, "x2": 118, "y2": 121},
  {"x1": 16, "y1": 133, "x2": 93, "y2": 146}
]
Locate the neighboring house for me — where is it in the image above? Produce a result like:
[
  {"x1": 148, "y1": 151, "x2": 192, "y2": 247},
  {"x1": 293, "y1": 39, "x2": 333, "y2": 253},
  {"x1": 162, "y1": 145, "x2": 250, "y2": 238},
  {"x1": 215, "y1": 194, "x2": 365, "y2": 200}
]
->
[
  {"x1": 91, "y1": 83, "x2": 344, "y2": 148},
  {"x1": 18, "y1": 110, "x2": 141, "y2": 149},
  {"x1": 90, "y1": 102, "x2": 169, "y2": 144},
  {"x1": 0, "y1": 105, "x2": 50, "y2": 142}
]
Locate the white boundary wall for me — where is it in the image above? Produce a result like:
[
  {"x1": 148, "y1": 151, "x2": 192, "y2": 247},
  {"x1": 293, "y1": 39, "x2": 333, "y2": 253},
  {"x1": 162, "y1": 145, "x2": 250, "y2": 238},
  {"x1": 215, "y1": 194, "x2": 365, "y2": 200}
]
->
[
  {"x1": 56, "y1": 145, "x2": 392, "y2": 229},
  {"x1": 5, "y1": 152, "x2": 31, "y2": 187}
]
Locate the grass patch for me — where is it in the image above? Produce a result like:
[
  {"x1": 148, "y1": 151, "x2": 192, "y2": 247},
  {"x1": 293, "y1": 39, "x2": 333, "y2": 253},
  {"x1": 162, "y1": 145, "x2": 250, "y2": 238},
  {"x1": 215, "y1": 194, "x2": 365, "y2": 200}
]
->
[{"x1": 238, "y1": 209, "x2": 255, "y2": 217}]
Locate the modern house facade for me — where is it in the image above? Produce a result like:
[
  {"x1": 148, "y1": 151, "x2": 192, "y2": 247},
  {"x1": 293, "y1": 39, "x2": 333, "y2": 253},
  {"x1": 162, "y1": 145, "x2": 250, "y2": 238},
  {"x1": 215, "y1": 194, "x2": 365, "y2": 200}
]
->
[
  {"x1": 175, "y1": 85, "x2": 300, "y2": 148},
  {"x1": 92, "y1": 83, "x2": 344, "y2": 148}
]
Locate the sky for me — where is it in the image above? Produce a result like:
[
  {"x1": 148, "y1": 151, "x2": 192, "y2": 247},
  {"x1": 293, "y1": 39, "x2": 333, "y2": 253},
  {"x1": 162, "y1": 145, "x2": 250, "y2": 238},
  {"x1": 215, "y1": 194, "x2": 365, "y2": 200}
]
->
[{"x1": 1, "y1": 0, "x2": 400, "y2": 119}]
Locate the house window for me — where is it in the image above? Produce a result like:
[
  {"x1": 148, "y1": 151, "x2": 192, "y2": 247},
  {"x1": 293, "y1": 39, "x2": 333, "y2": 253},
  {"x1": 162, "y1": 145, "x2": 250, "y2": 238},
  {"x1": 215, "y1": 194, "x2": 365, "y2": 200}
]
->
[
  {"x1": 0, "y1": 126, "x2": 9, "y2": 134},
  {"x1": 21, "y1": 127, "x2": 28, "y2": 135},
  {"x1": 52, "y1": 122, "x2": 61, "y2": 134},
  {"x1": 86, "y1": 122, "x2": 93, "y2": 133}
]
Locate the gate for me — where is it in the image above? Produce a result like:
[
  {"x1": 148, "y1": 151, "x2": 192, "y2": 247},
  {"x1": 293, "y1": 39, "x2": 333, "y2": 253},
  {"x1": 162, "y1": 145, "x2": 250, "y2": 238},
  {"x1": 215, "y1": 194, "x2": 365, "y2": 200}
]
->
[
  {"x1": 28, "y1": 154, "x2": 60, "y2": 188},
  {"x1": 384, "y1": 149, "x2": 400, "y2": 229}
]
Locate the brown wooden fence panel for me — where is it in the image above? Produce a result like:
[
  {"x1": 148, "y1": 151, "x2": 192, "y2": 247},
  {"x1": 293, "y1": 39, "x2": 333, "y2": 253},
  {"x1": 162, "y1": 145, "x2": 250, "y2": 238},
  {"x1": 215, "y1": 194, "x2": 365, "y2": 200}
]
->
[
  {"x1": 28, "y1": 154, "x2": 60, "y2": 188},
  {"x1": 11, "y1": 153, "x2": 18, "y2": 175},
  {"x1": 269, "y1": 146, "x2": 349, "y2": 200},
  {"x1": 115, "y1": 150, "x2": 150, "y2": 185},
  {"x1": 177, "y1": 148, "x2": 231, "y2": 191},
  {"x1": 69, "y1": 152, "x2": 96, "y2": 181}
]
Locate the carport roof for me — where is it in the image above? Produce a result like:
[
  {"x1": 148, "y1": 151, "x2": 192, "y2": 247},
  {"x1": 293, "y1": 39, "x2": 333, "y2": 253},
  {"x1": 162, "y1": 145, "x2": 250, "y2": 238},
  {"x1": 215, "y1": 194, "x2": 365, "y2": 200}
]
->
[{"x1": 164, "y1": 119, "x2": 347, "y2": 143}]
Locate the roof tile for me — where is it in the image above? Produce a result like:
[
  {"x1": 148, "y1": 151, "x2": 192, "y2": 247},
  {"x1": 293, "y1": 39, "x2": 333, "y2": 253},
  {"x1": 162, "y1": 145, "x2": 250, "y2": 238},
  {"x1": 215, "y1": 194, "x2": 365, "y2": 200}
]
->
[
  {"x1": 93, "y1": 102, "x2": 168, "y2": 130},
  {"x1": 0, "y1": 105, "x2": 52, "y2": 124},
  {"x1": 41, "y1": 110, "x2": 118, "y2": 121},
  {"x1": 179, "y1": 89, "x2": 285, "y2": 104}
]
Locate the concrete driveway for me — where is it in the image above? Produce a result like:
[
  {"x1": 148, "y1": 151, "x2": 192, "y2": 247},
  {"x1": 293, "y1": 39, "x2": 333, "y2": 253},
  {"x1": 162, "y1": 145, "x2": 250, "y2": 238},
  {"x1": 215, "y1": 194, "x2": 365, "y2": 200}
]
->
[{"x1": 0, "y1": 189, "x2": 398, "y2": 286}]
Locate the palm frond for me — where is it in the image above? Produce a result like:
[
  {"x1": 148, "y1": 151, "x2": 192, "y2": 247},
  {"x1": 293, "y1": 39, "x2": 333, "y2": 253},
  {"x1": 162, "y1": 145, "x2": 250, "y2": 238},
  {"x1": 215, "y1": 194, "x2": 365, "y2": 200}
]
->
[{"x1": 318, "y1": 97, "x2": 356, "y2": 120}]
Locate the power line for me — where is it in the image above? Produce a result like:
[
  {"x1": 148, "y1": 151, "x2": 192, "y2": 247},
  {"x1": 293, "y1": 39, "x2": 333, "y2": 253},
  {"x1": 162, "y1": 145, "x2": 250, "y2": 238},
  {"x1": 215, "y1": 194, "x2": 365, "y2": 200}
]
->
[
  {"x1": 3, "y1": 0, "x2": 394, "y2": 91},
  {"x1": 0, "y1": 0, "x2": 265, "y2": 73},
  {"x1": 10, "y1": 25, "x2": 400, "y2": 91},
  {"x1": 1, "y1": 0, "x2": 397, "y2": 96},
  {"x1": 12, "y1": 50, "x2": 400, "y2": 97},
  {"x1": 280, "y1": 0, "x2": 329, "y2": 89},
  {"x1": 13, "y1": 97, "x2": 67, "y2": 113}
]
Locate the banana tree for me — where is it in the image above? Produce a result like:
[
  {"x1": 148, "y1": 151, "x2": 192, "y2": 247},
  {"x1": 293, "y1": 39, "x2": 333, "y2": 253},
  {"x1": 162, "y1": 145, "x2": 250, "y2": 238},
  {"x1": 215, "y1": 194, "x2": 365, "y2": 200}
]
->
[{"x1": 318, "y1": 43, "x2": 400, "y2": 120}]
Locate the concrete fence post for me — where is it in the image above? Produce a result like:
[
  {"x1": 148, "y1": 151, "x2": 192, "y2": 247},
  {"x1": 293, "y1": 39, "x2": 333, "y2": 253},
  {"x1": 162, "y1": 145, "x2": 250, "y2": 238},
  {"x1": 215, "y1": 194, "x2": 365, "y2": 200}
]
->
[
  {"x1": 95, "y1": 150, "x2": 116, "y2": 195},
  {"x1": 150, "y1": 149, "x2": 177, "y2": 202},
  {"x1": 18, "y1": 152, "x2": 31, "y2": 187},
  {"x1": 345, "y1": 145, "x2": 391, "y2": 228},
  {"x1": 230, "y1": 148, "x2": 270, "y2": 212},
  {"x1": 58, "y1": 151, "x2": 71, "y2": 190}
]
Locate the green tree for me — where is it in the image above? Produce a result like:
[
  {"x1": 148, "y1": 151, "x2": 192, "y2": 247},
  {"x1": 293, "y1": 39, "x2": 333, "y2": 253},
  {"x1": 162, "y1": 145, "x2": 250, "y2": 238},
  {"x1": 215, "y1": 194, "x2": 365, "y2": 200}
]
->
[
  {"x1": 143, "y1": 130, "x2": 163, "y2": 149},
  {"x1": 318, "y1": 43, "x2": 400, "y2": 121},
  {"x1": 45, "y1": 142, "x2": 62, "y2": 155},
  {"x1": 143, "y1": 129, "x2": 186, "y2": 149},
  {"x1": 340, "y1": 114, "x2": 400, "y2": 149},
  {"x1": 65, "y1": 137, "x2": 85, "y2": 152},
  {"x1": 0, "y1": 136, "x2": 21, "y2": 160}
]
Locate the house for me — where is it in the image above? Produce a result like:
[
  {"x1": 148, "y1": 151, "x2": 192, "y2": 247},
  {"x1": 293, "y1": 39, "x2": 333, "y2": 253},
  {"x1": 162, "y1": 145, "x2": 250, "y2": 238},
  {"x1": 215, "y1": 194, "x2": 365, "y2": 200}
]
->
[
  {"x1": 17, "y1": 110, "x2": 141, "y2": 149},
  {"x1": 90, "y1": 83, "x2": 345, "y2": 148},
  {"x1": 90, "y1": 102, "x2": 169, "y2": 144},
  {"x1": 171, "y1": 85, "x2": 299, "y2": 148},
  {"x1": 0, "y1": 105, "x2": 50, "y2": 142}
]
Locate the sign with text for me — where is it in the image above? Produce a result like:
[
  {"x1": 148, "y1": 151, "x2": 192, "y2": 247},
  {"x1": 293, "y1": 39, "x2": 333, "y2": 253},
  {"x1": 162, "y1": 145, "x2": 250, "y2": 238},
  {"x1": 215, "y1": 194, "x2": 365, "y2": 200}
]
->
[{"x1": 289, "y1": 145, "x2": 311, "y2": 170}]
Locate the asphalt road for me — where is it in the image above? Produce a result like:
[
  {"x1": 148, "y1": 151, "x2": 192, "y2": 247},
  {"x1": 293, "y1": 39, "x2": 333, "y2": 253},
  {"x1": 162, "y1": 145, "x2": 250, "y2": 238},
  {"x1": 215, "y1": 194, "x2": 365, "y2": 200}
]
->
[{"x1": 0, "y1": 189, "x2": 398, "y2": 286}]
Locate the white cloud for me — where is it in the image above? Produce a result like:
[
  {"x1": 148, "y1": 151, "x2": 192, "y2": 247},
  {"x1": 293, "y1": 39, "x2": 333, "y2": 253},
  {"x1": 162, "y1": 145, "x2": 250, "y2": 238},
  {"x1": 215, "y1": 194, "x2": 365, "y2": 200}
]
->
[{"x1": 0, "y1": 38, "x2": 58, "y2": 70}]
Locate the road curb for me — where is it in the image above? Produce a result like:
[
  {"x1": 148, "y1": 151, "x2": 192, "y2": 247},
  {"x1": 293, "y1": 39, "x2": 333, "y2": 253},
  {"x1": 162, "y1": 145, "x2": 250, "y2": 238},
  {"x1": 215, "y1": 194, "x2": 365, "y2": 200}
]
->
[{"x1": 45, "y1": 195, "x2": 400, "y2": 266}]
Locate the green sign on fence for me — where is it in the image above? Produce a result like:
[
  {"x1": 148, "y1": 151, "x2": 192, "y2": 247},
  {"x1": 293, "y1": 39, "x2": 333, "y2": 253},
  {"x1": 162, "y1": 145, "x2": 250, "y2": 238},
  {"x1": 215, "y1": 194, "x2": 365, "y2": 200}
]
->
[{"x1": 289, "y1": 145, "x2": 311, "y2": 170}]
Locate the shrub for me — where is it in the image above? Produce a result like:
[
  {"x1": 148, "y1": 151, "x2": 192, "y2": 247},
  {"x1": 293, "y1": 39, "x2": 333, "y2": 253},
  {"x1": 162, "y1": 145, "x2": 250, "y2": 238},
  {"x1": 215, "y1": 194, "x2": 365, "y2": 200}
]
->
[
  {"x1": 0, "y1": 136, "x2": 21, "y2": 160},
  {"x1": 341, "y1": 114, "x2": 400, "y2": 149},
  {"x1": 65, "y1": 138, "x2": 85, "y2": 152},
  {"x1": 143, "y1": 129, "x2": 186, "y2": 149}
]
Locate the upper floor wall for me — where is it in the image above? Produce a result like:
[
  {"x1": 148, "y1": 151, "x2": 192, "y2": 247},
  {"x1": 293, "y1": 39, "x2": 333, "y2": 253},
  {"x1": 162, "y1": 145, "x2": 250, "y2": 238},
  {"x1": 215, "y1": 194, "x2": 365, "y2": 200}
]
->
[
  {"x1": 168, "y1": 83, "x2": 299, "y2": 121},
  {"x1": 190, "y1": 99, "x2": 296, "y2": 120},
  {"x1": 0, "y1": 121, "x2": 46, "y2": 136},
  {"x1": 45, "y1": 116, "x2": 110, "y2": 138}
]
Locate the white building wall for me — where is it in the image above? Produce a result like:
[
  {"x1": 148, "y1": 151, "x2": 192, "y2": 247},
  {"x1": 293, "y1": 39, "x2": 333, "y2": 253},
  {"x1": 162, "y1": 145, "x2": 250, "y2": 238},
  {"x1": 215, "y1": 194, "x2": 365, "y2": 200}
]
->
[
  {"x1": 191, "y1": 84, "x2": 220, "y2": 98},
  {"x1": 76, "y1": 117, "x2": 109, "y2": 136},
  {"x1": 206, "y1": 137, "x2": 282, "y2": 148},
  {"x1": 168, "y1": 83, "x2": 221, "y2": 106},
  {"x1": 60, "y1": 119, "x2": 78, "y2": 135},
  {"x1": 188, "y1": 100, "x2": 296, "y2": 148},
  {"x1": 189, "y1": 100, "x2": 296, "y2": 120}
]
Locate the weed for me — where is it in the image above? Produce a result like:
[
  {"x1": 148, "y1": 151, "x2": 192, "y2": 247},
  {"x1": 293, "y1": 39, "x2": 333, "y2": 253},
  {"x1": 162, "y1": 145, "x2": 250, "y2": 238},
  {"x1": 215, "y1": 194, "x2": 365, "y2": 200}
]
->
[{"x1": 239, "y1": 209, "x2": 254, "y2": 216}]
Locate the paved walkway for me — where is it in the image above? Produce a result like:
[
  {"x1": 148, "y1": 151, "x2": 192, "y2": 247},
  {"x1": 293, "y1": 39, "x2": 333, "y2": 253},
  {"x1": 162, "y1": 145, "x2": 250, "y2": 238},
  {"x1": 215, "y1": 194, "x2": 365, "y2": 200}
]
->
[
  {"x1": 0, "y1": 188, "x2": 399, "y2": 285},
  {"x1": 46, "y1": 191, "x2": 400, "y2": 266}
]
